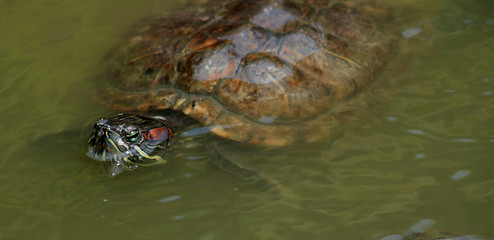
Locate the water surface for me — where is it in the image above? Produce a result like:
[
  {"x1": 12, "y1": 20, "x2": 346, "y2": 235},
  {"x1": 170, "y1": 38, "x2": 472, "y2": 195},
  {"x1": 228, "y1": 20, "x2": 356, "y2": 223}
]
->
[{"x1": 0, "y1": 0, "x2": 493, "y2": 239}]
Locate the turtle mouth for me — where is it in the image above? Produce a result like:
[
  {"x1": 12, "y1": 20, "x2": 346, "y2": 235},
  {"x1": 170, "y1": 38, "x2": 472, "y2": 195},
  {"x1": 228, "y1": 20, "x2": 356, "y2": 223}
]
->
[{"x1": 86, "y1": 129, "x2": 135, "y2": 164}]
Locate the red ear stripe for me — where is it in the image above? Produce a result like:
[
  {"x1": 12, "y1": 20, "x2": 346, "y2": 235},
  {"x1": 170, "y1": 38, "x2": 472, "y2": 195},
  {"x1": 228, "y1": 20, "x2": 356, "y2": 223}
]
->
[{"x1": 143, "y1": 127, "x2": 171, "y2": 141}]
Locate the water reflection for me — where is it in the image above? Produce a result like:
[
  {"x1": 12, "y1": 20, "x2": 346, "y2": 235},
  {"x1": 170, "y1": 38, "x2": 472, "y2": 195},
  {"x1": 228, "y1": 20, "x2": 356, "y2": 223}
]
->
[
  {"x1": 158, "y1": 195, "x2": 181, "y2": 203},
  {"x1": 401, "y1": 28, "x2": 422, "y2": 38},
  {"x1": 451, "y1": 170, "x2": 471, "y2": 180}
]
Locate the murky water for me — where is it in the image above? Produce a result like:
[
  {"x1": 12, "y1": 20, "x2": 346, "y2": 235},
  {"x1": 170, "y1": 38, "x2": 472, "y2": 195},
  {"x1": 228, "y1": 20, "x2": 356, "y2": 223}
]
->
[{"x1": 0, "y1": 0, "x2": 493, "y2": 239}]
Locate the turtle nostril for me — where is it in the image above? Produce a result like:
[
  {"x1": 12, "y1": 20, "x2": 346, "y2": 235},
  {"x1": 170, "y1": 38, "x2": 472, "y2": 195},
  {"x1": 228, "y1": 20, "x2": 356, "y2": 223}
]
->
[
  {"x1": 96, "y1": 118, "x2": 108, "y2": 125},
  {"x1": 95, "y1": 119, "x2": 109, "y2": 130},
  {"x1": 94, "y1": 118, "x2": 110, "y2": 137}
]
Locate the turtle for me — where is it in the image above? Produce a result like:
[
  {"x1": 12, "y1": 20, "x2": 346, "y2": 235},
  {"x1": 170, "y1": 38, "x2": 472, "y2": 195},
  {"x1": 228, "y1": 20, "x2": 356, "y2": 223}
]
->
[{"x1": 86, "y1": 0, "x2": 396, "y2": 176}]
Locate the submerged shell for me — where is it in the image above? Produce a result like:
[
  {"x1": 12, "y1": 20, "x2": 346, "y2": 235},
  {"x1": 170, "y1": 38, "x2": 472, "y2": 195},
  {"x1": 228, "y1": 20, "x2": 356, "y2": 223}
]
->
[{"x1": 104, "y1": 0, "x2": 396, "y2": 145}]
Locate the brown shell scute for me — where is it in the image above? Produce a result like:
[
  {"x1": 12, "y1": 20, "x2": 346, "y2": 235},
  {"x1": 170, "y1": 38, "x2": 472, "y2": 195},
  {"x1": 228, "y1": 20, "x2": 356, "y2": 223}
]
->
[{"x1": 105, "y1": 0, "x2": 396, "y2": 146}]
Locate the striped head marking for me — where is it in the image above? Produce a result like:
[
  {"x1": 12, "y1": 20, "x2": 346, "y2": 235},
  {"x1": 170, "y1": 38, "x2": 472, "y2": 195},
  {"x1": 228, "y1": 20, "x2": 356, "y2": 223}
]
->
[{"x1": 86, "y1": 113, "x2": 173, "y2": 175}]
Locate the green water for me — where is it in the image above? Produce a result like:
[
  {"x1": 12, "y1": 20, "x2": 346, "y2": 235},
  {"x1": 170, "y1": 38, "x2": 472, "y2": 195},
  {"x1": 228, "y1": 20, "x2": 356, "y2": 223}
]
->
[{"x1": 0, "y1": 0, "x2": 493, "y2": 239}]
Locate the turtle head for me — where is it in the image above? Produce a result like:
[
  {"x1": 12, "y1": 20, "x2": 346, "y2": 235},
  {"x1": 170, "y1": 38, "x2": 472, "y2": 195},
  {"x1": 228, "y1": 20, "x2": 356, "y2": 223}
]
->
[{"x1": 86, "y1": 113, "x2": 173, "y2": 176}]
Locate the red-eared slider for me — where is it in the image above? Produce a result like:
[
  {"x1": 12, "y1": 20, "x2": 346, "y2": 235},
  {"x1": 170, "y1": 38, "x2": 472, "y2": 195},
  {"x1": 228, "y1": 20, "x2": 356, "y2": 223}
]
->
[{"x1": 87, "y1": 0, "x2": 396, "y2": 175}]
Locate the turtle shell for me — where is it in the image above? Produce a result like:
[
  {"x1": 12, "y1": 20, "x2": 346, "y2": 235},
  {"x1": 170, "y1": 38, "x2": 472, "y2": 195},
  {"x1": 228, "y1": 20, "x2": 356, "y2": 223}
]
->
[{"x1": 103, "y1": 0, "x2": 396, "y2": 146}]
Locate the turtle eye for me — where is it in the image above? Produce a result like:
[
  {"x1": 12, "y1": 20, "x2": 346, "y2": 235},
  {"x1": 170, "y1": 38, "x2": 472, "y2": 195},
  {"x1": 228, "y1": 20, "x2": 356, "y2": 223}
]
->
[{"x1": 126, "y1": 130, "x2": 139, "y2": 142}]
